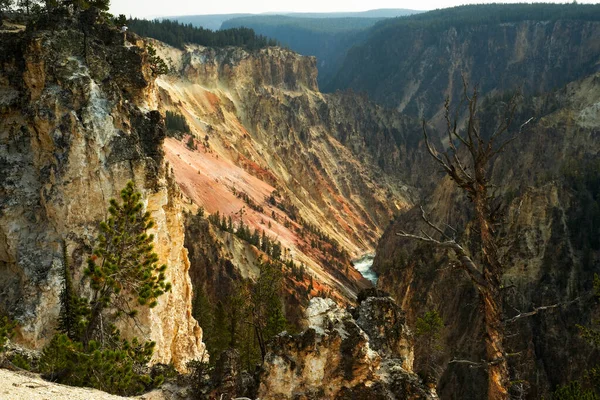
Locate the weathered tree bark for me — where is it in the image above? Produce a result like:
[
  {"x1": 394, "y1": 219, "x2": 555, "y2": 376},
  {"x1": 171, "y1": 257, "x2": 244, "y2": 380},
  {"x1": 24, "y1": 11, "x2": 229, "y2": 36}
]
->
[
  {"x1": 474, "y1": 179, "x2": 510, "y2": 400},
  {"x1": 479, "y1": 280, "x2": 509, "y2": 399}
]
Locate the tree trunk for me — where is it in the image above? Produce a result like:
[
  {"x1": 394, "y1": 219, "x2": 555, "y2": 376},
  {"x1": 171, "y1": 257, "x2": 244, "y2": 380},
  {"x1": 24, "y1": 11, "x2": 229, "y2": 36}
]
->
[
  {"x1": 82, "y1": 299, "x2": 104, "y2": 347},
  {"x1": 474, "y1": 187, "x2": 509, "y2": 400},
  {"x1": 481, "y1": 287, "x2": 509, "y2": 400},
  {"x1": 412, "y1": 83, "x2": 520, "y2": 399},
  {"x1": 255, "y1": 325, "x2": 266, "y2": 361}
]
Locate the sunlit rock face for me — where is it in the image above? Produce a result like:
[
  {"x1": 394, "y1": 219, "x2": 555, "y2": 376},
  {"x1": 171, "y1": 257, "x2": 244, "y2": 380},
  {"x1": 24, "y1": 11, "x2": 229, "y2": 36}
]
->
[
  {"x1": 181, "y1": 45, "x2": 319, "y2": 91},
  {"x1": 0, "y1": 17, "x2": 204, "y2": 370},
  {"x1": 152, "y1": 40, "x2": 424, "y2": 308},
  {"x1": 257, "y1": 294, "x2": 438, "y2": 400}
]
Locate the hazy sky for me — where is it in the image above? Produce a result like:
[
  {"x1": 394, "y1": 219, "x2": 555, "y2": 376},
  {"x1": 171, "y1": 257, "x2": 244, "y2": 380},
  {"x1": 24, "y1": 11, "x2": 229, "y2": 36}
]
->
[{"x1": 110, "y1": 0, "x2": 599, "y2": 19}]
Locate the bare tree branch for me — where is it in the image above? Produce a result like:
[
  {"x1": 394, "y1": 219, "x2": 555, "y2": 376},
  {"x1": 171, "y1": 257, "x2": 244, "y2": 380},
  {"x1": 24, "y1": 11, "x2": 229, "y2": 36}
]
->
[
  {"x1": 504, "y1": 298, "x2": 581, "y2": 324},
  {"x1": 491, "y1": 116, "x2": 533, "y2": 158},
  {"x1": 395, "y1": 230, "x2": 487, "y2": 290},
  {"x1": 449, "y1": 352, "x2": 521, "y2": 370},
  {"x1": 419, "y1": 206, "x2": 452, "y2": 241},
  {"x1": 423, "y1": 120, "x2": 454, "y2": 175},
  {"x1": 449, "y1": 359, "x2": 485, "y2": 368}
]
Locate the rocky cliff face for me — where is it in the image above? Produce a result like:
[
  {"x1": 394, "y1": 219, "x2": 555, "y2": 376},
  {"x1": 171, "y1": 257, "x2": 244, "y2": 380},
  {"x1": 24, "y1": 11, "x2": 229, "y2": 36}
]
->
[
  {"x1": 373, "y1": 73, "x2": 600, "y2": 398},
  {"x1": 257, "y1": 294, "x2": 437, "y2": 400},
  {"x1": 0, "y1": 16, "x2": 421, "y2": 375},
  {"x1": 0, "y1": 18, "x2": 204, "y2": 369},
  {"x1": 181, "y1": 46, "x2": 318, "y2": 92}
]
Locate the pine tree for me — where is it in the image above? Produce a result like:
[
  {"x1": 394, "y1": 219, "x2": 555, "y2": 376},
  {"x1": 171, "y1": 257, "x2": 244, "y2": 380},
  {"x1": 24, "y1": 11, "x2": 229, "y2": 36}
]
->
[
  {"x1": 57, "y1": 242, "x2": 86, "y2": 341},
  {"x1": 146, "y1": 44, "x2": 169, "y2": 76},
  {"x1": 208, "y1": 210, "x2": 220, "y2": 226},
  {"x1": 250, "y1": 229, "x2": 260, "y2": 247},
  {"x1": 87, "y1": 0, "x2": 109, "y2": 11},
  {"x1": 271, "y1": 241, "x2": 282, "y2": 260},
  {"x1": 114, "y1": 13, "x2": 126, "y2": 27},
  {"x1": 186, "y1": 136, "x2": 196, "y2": 150},
  {"x1": 249, "y1": 260, "x2": 286, "y2": 360},
  {"x1": 212, "y1": 301, "x2": 229, "y2": 355},
  {"x1": 165, "y1": 111, "x2": 190, "y2": 134},
  {"x1": 82, "y1": 181, "x2": 171, "y2": 344},
  {"x1": 261, "y1": 230, "x2": 269, "y2": 253},
  {"x1": 225, "y1": 282, "x2": 247, "y2": 348},
  {"x1": 41, "y1": 182, "x2": 169, "y2": 395}
]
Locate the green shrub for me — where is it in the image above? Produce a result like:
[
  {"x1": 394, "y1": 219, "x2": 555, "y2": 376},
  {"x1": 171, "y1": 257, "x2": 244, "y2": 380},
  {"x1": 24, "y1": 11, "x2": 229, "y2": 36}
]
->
[
  {"x1": 10, "y1": 353, "x2": 31, "y2": 370},
  {"x1": 0, "y1": 314, "x2": 16, "y2": 352},
  {"x1": 415, "y1": 310, "x2": 444, "y2": 339},
  {"x1": 554, "y1": 381, "x2": 599, "y2": 400},
  {"x1": 40, "y1": 333, "x2": 160, "y2": 396},
  {"x1": 555, "y1": 275, "x2": 600, "y2": 398}
]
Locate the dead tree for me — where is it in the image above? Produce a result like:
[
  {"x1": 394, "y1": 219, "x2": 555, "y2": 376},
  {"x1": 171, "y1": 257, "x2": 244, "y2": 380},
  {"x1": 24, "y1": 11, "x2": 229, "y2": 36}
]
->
[{"x1": 397, "y1": 83, "x2": 531, "y2": 400}]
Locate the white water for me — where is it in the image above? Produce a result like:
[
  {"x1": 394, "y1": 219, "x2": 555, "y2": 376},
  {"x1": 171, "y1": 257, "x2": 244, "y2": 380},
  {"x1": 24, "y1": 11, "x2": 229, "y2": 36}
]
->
[{"x1": 353, "y1": 254, "x2": 378, "y2": 284}]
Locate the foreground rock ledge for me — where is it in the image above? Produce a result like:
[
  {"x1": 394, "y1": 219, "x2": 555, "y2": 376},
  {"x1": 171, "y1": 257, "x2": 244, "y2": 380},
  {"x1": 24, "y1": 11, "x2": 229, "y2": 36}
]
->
[
  {"x1": 257, "y1": 295, "x2": 438, "y2": 400},
  {"x1": 0, "y1": 368, "x2": 168, "y2": 400}
]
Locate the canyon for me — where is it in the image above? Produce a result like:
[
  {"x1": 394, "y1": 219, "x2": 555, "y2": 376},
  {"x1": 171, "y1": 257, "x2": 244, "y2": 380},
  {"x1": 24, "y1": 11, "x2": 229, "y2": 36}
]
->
[
  {"x1": 0, "y1": 3, "x2": 599, "y2": 399},
  {"x1": 0, "y1": 8, "x2": 418, "y2": 372}
]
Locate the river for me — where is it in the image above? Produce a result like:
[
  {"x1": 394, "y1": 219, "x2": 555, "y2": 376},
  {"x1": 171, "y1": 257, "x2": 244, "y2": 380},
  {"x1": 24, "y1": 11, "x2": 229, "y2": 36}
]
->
[{"x1": 353, "y1": 254, "x2": 378, "y2": 284}]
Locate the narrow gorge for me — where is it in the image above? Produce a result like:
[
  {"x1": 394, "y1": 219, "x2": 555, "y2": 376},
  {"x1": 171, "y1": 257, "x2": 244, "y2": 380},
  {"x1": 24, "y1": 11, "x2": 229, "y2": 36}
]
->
[{"x1": 0, "y1": 3, "x2": 599, "y2": 400}]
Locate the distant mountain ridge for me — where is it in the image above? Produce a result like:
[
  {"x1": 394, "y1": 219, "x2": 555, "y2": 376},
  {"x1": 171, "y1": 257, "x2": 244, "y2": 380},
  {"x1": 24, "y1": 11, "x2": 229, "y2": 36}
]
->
[
  {"x1": 259, "y1": 9, "x2": 422, "y2": 19},
  {"x1": 163, "y1": 13, "x2": 251, "y2": 31},
  {"x1": 164, "y1": 9, "x2": 422, "y2": 31},
  {"x1": 221, "y1": 15, "x2": 384, "y2": 33},
  {"x1": 327, "y1": 3, "x2": 600, "y2": 116},
  {"x1": 165, "y1": 9, "x2": 421, "y2": 86}
]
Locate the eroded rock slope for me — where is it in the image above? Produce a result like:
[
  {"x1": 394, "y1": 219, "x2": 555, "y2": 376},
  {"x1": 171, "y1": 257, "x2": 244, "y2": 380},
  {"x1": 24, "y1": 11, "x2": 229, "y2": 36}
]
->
[{"x1": 153, "y1": 41, "x2": 422, "y2": 303}]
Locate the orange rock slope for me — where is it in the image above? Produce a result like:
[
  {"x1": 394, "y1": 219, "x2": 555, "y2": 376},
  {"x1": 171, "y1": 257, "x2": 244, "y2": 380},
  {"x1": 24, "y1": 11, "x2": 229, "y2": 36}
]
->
[{"x1": 154, "y1": 42, "x2": 415, "y2": 301}]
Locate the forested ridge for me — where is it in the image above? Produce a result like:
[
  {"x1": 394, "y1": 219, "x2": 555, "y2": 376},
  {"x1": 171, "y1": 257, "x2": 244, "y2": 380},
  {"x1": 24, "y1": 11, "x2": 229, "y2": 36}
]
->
[
  {"x1": 327, "y1": 3, "x2": 600, "y2": 108},
  {"x1": 222, "y1": 15, "x2": 384, "y2": 34},
  {"x1": 373, "y1": 3, "x2": 600, "y2": 33},
  {"x1": 127, "y1": 18, "x2": 278, "y2": 50},
  {"x1": 220, "y1": 15, "x2": 382, "y2": 86}
]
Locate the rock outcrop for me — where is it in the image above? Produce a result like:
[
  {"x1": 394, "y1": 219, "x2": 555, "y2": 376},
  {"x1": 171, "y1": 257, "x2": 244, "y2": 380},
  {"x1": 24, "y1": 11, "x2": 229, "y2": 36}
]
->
[
  {"x1": 0, "y1": 16, "x2": 204, "y2": 369},
  {"x1": 355, "y1": 296, "x2": 414, "y2": 368},
  {"x1": 181, "y1": 46, "x2": 318, "y2": 92},
  {"x1": 257, "y1": 294, "x2": 437, "y2": 399}
]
